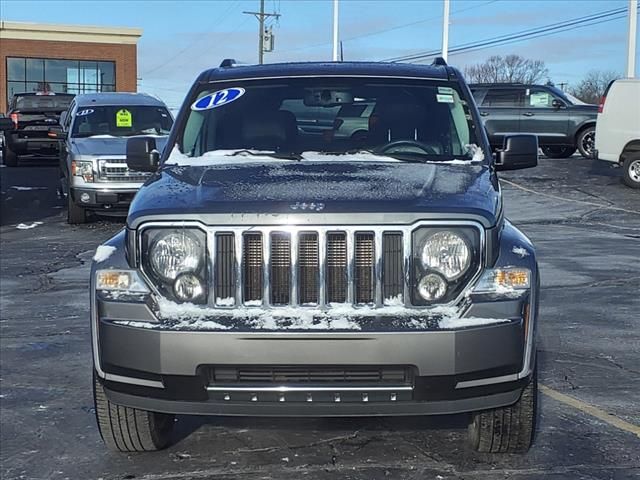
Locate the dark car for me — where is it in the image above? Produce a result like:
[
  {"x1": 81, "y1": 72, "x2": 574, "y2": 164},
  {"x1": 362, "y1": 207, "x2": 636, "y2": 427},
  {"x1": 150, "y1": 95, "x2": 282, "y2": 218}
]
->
[
  {"x1": 470, "y1": 83, "x2": 597, "y2": 158},
  {"x1": 87, "y1": 59, "x2": 540, "y2": 454},
  {"x1": 2, "y1": 92, "x2": 75, "y2": 166}
]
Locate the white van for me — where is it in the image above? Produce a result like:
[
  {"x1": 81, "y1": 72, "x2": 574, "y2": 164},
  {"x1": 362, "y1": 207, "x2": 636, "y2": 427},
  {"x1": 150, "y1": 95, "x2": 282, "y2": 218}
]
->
[{"x1": 594, "y1": 78, "x2": 640, "y2": 188}]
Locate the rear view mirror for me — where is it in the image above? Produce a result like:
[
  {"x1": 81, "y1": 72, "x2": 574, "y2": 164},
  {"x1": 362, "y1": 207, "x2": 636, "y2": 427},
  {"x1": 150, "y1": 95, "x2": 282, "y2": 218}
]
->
[
  {"x1": 0, "y1": 118, "x2": 14, "y2": 131},
  {"x1": 304, "y1": 89, "x2": 353, "y2": 107},
  {"x1": 127, "y1": 136, "x2": 160, "y2": 172},
  {"x1": 496, "y1": 135, "x2": 538, "y2": 171},
  {"x1": 551, "y1": 99, "x2": 564, "y2": 109}
]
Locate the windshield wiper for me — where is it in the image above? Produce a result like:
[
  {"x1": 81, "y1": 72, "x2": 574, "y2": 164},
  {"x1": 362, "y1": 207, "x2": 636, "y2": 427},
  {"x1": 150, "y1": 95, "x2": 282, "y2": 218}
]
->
[{"x1": 230, "y1": 149, "x2": 303, "y2": 161}]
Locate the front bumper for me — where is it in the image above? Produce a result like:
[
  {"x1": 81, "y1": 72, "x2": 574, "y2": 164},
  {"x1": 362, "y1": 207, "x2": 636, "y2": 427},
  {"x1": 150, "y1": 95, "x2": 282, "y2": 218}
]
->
[
  {"x1": 70, "y1": 187, "x2": 138, "y2": 212},
  {"x1": 95, "y1": 294, "x2": 533, "y2": 416}
]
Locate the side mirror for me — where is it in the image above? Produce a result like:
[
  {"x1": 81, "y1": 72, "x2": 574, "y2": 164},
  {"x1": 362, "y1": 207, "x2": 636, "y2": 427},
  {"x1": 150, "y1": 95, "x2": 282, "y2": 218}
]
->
[
  {"x1": 59, "y1": 111, "x2": 68, "y2": 126},
  {"x1": 551, "y1": 99, "x2": 564, "y2": 109},
  {"x1": 496, "y1": 134, "x2": 538, "y2": 171},
  {"x1": 48, "y1": 127, "x2": 67, "y2": 140},
  {"x1": 0, "y1": 118, "x2": 14, "y2": 131},
  {"x1": 127, "y1": 136, "x2": 160, "y2": 172}
]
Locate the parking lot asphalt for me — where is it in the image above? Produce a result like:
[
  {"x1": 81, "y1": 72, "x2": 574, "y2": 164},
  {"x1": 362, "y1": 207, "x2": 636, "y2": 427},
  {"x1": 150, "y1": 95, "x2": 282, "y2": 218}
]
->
[{"x1": 1, "y1": 155, "x2": 639, "y2": 480}]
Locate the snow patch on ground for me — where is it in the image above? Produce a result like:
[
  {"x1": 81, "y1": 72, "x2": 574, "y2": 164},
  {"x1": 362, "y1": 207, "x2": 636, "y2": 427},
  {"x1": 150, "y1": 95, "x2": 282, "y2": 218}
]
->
[
  {"x1": 16, "y1": 222, "x2": 43, "y2": 230},
  {"x1": 93, "y1": 245, "x2": 116, "y2": 263},
  {"x1": 512, "y1": 246, "x2": 530, "y2": 258}
]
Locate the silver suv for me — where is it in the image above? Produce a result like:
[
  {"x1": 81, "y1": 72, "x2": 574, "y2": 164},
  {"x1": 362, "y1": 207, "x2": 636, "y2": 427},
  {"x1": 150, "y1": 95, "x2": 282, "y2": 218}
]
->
[{"x1": 55, "y1": 93, "x2": 172, "y2": 224}]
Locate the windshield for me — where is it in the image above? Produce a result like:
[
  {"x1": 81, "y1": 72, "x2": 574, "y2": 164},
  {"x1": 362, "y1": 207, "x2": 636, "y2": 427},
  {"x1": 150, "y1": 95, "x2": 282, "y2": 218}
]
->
[
  {"x1": 71, "y1": 105, "x2": 173, "y2": 138},
  {"x1": 179, "y1": 78, "x2": 479, "y2": 162}
]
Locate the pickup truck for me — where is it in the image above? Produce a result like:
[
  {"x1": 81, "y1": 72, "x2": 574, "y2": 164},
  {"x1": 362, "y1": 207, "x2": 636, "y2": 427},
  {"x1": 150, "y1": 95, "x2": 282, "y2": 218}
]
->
[{"x1": 2, "y1": 92, "x2": 75, "y2": 166}]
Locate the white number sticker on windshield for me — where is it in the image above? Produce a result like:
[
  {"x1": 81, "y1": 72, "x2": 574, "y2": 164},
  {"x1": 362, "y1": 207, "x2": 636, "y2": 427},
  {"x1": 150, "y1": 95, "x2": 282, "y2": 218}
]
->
[
  {"x1": 76, "y1": 109, "x2": 94, "y2": 116},
  {"x1": 191, "y1": 87, "x2": 246, "y2": 111}
]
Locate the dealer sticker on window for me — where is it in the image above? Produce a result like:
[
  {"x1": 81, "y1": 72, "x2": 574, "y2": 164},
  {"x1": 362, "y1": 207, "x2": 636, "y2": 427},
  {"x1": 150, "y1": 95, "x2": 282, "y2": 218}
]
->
[
  {"x1": 116, "y1": 109, "x2": 132, "y2": 127},
  {"x1": 436, "y1": 94, "x2": 454, "y2": 103},
  {"x1": 76, "y1": 108, "x2": 94, "y2": 117},
  {"x1": 191, "y1": 87, "x2": 246, "y2": 111}
]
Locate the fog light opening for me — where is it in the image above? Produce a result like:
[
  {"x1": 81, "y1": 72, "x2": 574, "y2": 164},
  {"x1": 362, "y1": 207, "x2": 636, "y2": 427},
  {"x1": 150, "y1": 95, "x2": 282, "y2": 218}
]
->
[
  {"x1": 173, "y1": 273, "x2": 205, "y2": 302},
  {"x1": 418, "y1": 273, "x2": 447, "y2": 301},
  {"x1": 80, "y1": 192, "x2": 91, "y2": 203}
]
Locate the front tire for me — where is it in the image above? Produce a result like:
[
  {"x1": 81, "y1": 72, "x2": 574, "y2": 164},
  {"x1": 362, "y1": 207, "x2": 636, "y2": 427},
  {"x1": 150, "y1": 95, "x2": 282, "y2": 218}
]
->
[
  {"x1": 67, "y1": 192, "x2": 87, "y2": 224},
  {"x1": 622, "y1": 154, "x2": 640, "y2": 189},
  {"x1": 541, "y1": 146, "x2": 576, "y2": 158},
  {"x1": 576, "y1": 126, "x2": 596, "y2": 158},
  {"x1": 2, "y1": 143, "x2": 18, "y2": 167},
  {"x1": 468, "y1": 368, "x2": 537, "y2": 453},
  {"x1": 93, "y1": 373, "x2": 175, "y2": 452}
]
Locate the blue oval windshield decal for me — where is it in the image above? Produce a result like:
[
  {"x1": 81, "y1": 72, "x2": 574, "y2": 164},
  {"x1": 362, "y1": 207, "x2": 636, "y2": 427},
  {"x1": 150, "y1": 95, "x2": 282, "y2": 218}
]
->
[{"x1": 191, "y1": 87, "x2": 245, "y2": 111}]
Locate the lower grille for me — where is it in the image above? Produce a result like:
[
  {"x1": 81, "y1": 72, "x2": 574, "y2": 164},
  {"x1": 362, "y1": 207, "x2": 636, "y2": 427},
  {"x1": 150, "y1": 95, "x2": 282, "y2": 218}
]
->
[{"x1": 207, "y1": 366, "x2": 414, "y2": 385}]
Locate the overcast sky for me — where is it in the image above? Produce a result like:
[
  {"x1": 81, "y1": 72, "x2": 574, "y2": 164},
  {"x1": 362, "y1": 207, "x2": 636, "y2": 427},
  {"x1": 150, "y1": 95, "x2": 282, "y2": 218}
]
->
[{"x1": 2, "y1": 0, "x2": 637, "y2": 108}]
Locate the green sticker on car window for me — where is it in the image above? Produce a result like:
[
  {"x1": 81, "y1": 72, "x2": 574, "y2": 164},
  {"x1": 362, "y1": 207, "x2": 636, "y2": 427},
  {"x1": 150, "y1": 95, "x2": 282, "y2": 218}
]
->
[{"x1": 116, "y1": 109, "x2": 132, "y2": 127}]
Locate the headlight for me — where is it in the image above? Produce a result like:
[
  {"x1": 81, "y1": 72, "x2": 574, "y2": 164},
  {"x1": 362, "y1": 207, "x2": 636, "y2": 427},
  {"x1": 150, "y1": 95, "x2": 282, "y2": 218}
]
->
[
  {"x1": 148, "y1": 230, "x2": 203, "y2": 282},
  {"x1": 71, "y1": 160, "x2": 94, "y2": 182},
  {"x1": 420, "y1": 231, "x2": 471, "y2": 280},
  {"x1": 412, "y1": 227, "x2": 480, "y2": 305}
]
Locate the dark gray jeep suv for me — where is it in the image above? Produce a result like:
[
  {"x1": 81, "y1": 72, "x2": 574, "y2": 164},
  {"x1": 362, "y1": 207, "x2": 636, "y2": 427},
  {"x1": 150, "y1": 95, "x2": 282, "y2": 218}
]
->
[
  {"x1": 471, "y1": 83, "x2": 597, "y2": 158},
  {"x1": 88, "y1": 59, "x2": 540, "y2": 454}
]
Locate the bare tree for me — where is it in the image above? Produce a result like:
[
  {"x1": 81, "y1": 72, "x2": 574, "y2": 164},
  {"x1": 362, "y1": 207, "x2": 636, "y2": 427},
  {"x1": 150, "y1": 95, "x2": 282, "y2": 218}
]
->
[
  {"x1": 464, "y1": 55, "x2": 548, "y2": 84},
  {"x1": 568, "y1": 70, "x2": 620, "y2": 104}
]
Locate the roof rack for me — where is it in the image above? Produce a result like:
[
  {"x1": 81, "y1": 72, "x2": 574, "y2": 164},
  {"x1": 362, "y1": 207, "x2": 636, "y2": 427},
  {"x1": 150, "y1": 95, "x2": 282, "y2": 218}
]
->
[
  {"x1": 219, "y1": 58, "x2": 237, "y2": 68},
  {"x1": 431, "y1": 57, "x2": 447, "y2": 66}
]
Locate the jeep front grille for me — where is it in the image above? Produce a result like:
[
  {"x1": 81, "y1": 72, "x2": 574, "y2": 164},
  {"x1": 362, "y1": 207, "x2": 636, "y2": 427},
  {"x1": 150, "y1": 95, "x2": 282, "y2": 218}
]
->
[
  {"x1": 97, "y1": 158, "x2": 150, "y2": 183},
  {"x1": 210, "y1": 227, "x2": 407, "y2": 307}
]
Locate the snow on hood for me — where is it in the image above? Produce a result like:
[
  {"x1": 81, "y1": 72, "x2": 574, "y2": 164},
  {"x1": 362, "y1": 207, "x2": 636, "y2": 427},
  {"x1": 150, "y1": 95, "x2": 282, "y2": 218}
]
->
[{"x1": 164, "y1": 145, "x2": 486, "y2": 167}]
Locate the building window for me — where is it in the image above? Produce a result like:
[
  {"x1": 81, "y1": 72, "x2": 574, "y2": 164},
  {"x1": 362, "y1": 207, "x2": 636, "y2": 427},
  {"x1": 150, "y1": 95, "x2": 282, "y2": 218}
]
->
[{"x1": 6, "y1": 57, "x2": 116, "y2": 104}]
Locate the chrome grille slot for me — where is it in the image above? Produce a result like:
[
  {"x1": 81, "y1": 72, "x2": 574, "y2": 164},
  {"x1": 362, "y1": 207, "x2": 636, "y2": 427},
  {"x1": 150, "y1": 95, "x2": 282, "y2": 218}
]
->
[
  {"x1": 243, "y1": 233, "x2": 263, "y2": 303},
  {"x1": 98, "y1": 158, "x2": 150, "y2": 183},
  {"x1": 215, "y1": 233, "x2": 235, "y2": 304},
  {"x1": 354, "y1": 232, "x2": 375, "y2": 304},
  {"x1": 298, "y1": 233, "x2": 319, "y2": 305},
  {"x1": 326, "y1": 232, "x2": 348, "y2": 303},
  {"x1": 383, "y1": 233, "x2": 404, "y2": 302},
  {"x1": 270, "y1": 232, "x2": 291, "y2": 305}
]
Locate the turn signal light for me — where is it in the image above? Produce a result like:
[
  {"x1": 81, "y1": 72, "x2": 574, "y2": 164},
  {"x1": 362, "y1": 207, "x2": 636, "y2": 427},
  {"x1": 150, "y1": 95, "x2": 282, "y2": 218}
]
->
[{"x1": 495, "y1": 269, "x2": 530, "y2": 289}]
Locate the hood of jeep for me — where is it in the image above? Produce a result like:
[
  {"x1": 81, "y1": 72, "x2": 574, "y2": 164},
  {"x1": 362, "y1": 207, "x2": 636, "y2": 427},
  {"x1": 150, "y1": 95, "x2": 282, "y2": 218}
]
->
[{"x1": 128, "y1": 161, "x2": 501, "y2": 227}]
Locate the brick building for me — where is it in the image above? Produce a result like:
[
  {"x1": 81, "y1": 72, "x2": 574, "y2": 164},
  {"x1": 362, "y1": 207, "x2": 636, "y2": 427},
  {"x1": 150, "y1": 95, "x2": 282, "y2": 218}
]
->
[{"x1": 0, "y1": 21, "x2": 142, "y2": 112}]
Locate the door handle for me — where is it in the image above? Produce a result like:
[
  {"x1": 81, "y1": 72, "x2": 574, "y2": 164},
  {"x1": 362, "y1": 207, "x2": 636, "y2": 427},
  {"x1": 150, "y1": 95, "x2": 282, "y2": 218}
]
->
[
  {"x1": 523, "y1": 112, "x2": 535, "y2": 117},
  {"x1": 480, "y1": 111, "x2": 489, "y2": 117}
]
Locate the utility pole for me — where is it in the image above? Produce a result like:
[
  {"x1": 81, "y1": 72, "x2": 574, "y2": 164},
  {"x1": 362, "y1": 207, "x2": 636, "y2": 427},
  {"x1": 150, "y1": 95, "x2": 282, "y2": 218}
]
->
[
  {"x1": 332, "y1": 0, "x2": 339, "y2": 61},
  {"x1": 243, "y1": 0, "x2": 280, "y2": 64},
  {"x1": 441, "y1": 0, "x2": 450, "y2": 62},
  {"x1": 627, "y1": 0, "x2": 638, "y2": 77}
]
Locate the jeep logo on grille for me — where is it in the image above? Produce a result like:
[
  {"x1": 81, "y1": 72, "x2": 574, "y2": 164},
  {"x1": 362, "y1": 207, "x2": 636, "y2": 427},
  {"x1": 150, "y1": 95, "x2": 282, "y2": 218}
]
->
[{"x1": 290, "y1": 202, "x2": 325, "y2": 211}]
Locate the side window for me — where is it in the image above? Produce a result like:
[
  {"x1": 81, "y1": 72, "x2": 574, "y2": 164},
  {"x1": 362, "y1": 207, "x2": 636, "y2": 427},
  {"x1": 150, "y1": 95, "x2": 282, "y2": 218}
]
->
[
  {"x1": 526, "y1": 88, "x2": 555, "y2": 108},
  {"x1": 481, "y1": 89, "x2": 523, "y2": 107}
]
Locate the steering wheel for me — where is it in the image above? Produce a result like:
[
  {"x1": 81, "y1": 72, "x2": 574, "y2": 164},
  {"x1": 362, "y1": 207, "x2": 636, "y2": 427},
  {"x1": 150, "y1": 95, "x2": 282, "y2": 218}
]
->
[{"x1": 376, "y1": 140, "x2": 440, "y2": 155}]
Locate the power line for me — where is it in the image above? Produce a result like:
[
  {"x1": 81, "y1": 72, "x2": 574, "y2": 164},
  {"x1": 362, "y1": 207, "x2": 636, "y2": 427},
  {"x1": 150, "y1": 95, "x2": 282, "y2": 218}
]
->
[
  {"x1": 142, "y1": 1, "x2": 241, "y2": 76},
  {"x1": 382, "y1": 6, "x2": 628, "y2": 63},
  {"x1": 275, "y1": 0, "x2": 497, "y2": 55}
]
